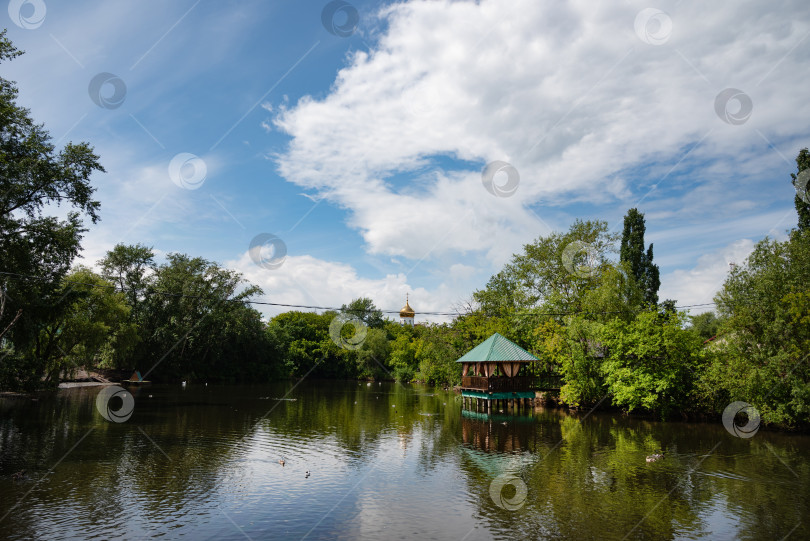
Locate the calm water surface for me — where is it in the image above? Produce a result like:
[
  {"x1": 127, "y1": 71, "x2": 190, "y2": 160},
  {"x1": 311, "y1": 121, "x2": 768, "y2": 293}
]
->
[{"x1": 1, "y1": 381, "x2": 808, "y2": 540}]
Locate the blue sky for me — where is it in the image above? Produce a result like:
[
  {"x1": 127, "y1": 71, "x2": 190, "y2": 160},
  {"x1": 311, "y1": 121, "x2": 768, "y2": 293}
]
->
[{"x1": 4, "y1": 0, "x2": 809, "y2": 321}]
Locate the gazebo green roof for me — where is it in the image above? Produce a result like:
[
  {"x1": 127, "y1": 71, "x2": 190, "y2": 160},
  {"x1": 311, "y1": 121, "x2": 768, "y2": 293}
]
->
[{"x1": 455, "y1": 333, "x2": 539, "y2": 363}]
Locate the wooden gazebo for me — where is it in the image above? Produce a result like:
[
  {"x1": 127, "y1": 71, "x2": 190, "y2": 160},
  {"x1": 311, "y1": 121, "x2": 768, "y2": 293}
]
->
[{"x1": 457, "y1": 333, "x2": 560, "y2": 413}]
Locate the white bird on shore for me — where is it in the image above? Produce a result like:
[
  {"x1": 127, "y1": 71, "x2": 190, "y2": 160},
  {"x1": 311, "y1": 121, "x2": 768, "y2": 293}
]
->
[{"x1": 181, "y1": 381, "x2": 187, "y2": 387}]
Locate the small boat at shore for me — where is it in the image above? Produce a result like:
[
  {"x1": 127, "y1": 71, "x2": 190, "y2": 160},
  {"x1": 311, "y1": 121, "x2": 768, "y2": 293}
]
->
[{"x1": 121, "y1": 370, "x2": 151, "y2": 385}]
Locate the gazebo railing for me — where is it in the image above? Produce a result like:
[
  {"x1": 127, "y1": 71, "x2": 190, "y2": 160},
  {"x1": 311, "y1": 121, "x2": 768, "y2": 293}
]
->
[{"x1": 461, "y1": 374, "x2": 562, "y2": 392}]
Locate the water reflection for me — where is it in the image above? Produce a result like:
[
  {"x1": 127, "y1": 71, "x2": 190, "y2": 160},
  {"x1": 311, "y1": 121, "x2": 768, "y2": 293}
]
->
[
  {"x1": 1, "y1": 382, "x2": 809, "y2": 540},
  {"x1": 461, "y1": 409, "x2": 549, "y2": 454}
]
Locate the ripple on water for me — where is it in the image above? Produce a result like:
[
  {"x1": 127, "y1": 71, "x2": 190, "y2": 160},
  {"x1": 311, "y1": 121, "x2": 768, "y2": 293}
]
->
[{"x1": 702, "y1": 469, "x2": 752, "y2": 482}]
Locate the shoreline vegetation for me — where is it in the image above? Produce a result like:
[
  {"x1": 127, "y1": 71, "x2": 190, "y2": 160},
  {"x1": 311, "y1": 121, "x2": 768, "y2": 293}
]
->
[{"x1": 1, "y1": 32, "x2": 809, "y2": 431}]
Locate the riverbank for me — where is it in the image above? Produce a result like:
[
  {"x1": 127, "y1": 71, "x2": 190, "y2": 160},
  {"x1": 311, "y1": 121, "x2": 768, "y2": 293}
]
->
[
  {"x1": 58, "y1": 381, "x2": 118, "y2": 389},
  {"x1": 57, "y1": 368, "x2": 128, "y2": 389}
]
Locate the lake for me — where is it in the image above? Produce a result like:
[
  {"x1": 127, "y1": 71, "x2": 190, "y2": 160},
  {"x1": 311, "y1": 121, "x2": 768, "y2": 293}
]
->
[{"x1": 1, "y1": 381, "x2": 808, "y2": 540}]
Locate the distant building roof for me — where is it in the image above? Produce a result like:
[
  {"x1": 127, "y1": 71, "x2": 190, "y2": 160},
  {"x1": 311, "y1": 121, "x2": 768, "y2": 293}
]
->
[{"x1": 455, "y1": 332, "x2": 539, "y2": 363}]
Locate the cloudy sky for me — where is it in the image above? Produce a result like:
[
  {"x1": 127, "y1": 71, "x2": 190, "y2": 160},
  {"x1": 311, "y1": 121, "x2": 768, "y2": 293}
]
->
[{"x1": 4, "y1": 0, "x2": 809, "y2": 321}]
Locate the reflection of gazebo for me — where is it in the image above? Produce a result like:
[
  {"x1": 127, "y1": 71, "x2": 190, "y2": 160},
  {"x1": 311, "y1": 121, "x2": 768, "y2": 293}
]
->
[
  {"x1": 457, "y1": 333, "x2": 561, "y2": 413},
  {"x1": 461, "y1": 409, "x2": 538, "y2": 453}
]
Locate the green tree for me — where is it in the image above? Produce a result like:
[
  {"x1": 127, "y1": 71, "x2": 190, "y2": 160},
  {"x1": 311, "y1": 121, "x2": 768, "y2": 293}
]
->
[
  {"x1": 134, "y1": 254, "x2": 270, "y2": 381},
  {"x1": 791, "y1": 147, "x2": 810, "y2": 232},
  {"x1": 356, "y1": 328, "x2": 391, "y2": 379},
  {"x1": 620, "y1": 208, "x2": 660, "y2": 306},
  {"x1": 475, "y1": 219, "x2": 619, "y2": 318},
  {"x1": 266, "y1": 310, "x2": 355, "y2": 379},
  {"x1": 340, "y1": 297, "x2": 384, "y2": 328},
  {"x1": 403, "y1": 323, "x2": 464, "y2": 386},
  {"x1": 97, "y1": 243, "x2": 156, "y2": 367},
  {"x1": 688, "y1": 311, "x2": 721, "y2": 341},
  {"x1": 713, "y1": 231, "x2": 810, "y2": 426},
  {"x1": 534, "y1": 315, "x2": 607, "y2": 407},
  {"x1": 389, "y1": 330, "x2": 417, "y2": 382},
  {"x1": 2, "y1": 268, "x2": 133, "y2": 389},
  {"x1": 99, "y1": 243, "x2": 155, "y2": 313},
  {"x1": 0, "y1": 33, "x2": 104, "y2": 390},
  {"x1": 599, "y1": 310, "x2": 705, "y2": 418}
]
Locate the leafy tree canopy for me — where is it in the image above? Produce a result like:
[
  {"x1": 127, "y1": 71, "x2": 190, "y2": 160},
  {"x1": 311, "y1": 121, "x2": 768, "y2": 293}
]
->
[
  {"x1": 0, "y1": 31, "x2": 104, "y2": 387},
  {"x1": 341, "y1": 297, "x2": 385, "y2": 328}
]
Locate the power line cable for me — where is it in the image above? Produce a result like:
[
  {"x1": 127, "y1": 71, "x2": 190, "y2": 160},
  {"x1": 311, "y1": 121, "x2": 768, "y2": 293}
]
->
[{"x1": 0, "y1": 270, "x2": 719, "y2": 318}]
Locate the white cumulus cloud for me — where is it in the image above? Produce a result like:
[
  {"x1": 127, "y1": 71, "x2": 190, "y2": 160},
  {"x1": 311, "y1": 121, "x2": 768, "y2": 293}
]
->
[{"x1": 272, "y1": 0, "x2": 810, "y2": 266}]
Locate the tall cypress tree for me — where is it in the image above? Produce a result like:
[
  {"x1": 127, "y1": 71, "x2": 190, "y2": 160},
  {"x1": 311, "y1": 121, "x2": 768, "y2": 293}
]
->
[
  {"x1": 620, "y1": 208, "x2": 660, "y2": 306},
  {"x1": 645, "y1": 243, "x2": 661, "y2": 304},
  {"x1": 791, "y1": 147, "x2": 810, "y2": 232}
]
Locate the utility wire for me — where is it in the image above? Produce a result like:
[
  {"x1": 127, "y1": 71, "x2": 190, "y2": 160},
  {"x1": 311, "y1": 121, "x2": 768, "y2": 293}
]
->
[{"x1": 0, "y1": 270, "x2": 718, "y2": 317}]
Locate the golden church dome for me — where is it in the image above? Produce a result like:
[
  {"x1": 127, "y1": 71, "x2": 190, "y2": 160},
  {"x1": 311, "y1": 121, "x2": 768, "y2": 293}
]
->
[{"x1": 399, "y1": 294, "x2": 415, "y2": 318}]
